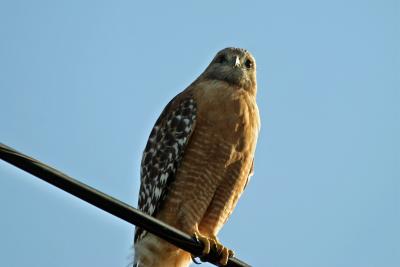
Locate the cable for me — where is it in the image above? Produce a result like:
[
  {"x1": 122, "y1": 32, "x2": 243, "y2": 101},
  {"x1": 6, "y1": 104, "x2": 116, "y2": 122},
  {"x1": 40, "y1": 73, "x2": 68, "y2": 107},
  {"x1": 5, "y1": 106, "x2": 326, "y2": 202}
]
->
[{"x1": 0, "y1": 143, "x2": 250, "y2": 267}]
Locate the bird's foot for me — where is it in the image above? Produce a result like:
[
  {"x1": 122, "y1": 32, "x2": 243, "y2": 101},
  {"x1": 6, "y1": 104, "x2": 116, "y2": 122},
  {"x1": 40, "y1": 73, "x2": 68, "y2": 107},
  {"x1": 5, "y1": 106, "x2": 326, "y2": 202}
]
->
[
  {"x1": 193, "y1": 232, "x2": 234, "y2": 266},
  {"x1": 193, "y1": 231, "x2": 211, "y2": 255},
  {"x1": 209, "y1": 235, "x2": 234, "y2": 266}
]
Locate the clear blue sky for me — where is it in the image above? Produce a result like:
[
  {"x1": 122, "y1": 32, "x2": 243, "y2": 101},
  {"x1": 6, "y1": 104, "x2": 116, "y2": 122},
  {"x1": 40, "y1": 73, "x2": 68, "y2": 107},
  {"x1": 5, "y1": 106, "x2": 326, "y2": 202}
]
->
[{"x1": 0, "y1": 1, "x2": 398, "y2": 266}]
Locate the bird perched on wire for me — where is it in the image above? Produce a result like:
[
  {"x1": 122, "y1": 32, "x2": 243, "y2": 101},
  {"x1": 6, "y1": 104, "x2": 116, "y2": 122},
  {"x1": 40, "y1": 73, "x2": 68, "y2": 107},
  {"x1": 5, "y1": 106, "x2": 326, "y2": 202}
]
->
[{"x1": 133, "y1": 47, "x2": 260, "y2": 267}]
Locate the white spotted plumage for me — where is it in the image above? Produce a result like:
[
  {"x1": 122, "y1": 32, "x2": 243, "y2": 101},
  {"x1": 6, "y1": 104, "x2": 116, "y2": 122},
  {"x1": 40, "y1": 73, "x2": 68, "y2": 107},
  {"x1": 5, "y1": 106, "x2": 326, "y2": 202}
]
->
[{"x1": 134, "y1": 97, "x2": 197, "y2": 243}]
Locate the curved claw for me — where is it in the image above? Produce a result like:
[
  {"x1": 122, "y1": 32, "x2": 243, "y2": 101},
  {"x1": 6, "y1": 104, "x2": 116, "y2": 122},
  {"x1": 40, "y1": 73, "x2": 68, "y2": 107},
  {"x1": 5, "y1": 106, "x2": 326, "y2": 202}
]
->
[{"x1": 191, "y1": 254, "x2": 202, "y2": 265}]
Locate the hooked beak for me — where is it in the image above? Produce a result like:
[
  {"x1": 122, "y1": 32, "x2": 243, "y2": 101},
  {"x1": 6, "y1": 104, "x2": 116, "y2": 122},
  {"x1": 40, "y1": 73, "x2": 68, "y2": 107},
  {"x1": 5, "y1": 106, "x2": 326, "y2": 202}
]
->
[{"x1": 234, "y1": 56, "x2": 240, "y2": 68}]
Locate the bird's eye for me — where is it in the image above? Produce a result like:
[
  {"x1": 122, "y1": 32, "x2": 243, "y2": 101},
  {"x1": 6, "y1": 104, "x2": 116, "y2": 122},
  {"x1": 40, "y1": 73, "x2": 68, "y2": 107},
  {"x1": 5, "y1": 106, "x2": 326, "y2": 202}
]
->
[
  {"x1": 244, "y1": 59, "x2": 253, "y2": 68},
  {"x1": 215, "y1": 54, "x2": 227, "y2": 64}
]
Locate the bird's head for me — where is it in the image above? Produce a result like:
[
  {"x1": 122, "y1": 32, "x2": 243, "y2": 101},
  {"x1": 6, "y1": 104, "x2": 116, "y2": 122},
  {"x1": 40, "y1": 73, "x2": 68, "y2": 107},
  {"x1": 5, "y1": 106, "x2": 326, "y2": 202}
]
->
[{"x1": 200, "y1": 47, "x2": 257, "y2": 94}]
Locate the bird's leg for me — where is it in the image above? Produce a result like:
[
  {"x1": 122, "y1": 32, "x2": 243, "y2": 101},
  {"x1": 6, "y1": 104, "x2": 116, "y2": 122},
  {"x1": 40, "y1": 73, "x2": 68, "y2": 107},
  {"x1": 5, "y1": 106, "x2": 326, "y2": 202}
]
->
[{"x1": 193, "y1": 231, "x2": 234, "y2": 266}]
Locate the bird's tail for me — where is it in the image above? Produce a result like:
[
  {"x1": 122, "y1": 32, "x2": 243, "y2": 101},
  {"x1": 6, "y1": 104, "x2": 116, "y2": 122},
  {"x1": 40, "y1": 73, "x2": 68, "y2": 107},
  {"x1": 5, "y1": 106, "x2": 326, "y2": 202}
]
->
[{"x1": 134, "y1": 233, "x2": 191, "y2": 267}]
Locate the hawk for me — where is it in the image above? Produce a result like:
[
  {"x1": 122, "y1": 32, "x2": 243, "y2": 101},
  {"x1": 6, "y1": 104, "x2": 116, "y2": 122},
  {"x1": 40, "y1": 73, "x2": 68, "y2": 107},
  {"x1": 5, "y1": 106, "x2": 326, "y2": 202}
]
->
[{"x1": 134, "y1": 47, "x2": 260, "y2": 267}]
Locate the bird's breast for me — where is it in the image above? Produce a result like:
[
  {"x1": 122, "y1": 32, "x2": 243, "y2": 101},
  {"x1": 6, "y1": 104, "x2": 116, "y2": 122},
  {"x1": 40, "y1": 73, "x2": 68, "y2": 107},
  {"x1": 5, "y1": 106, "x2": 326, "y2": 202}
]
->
[{"x1": 192, "y1": 80, "x2": 260, "y2": 154}]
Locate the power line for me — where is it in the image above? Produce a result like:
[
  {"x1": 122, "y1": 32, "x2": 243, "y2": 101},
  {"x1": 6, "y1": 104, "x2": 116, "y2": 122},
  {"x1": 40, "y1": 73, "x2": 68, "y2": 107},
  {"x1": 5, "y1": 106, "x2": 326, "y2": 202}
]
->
[{"x1": 0, "y1": 143, "x2": 250, "y2": 267}]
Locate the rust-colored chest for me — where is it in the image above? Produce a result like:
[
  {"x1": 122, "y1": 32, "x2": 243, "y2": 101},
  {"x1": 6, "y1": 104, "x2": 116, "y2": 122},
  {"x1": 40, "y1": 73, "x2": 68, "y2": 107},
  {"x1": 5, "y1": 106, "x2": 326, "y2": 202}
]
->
[
  {"x1": 156, "y1": 80, "x2": 259, "y2": 234},
  {"x1": 191, "y1": 80, "x2": 259, "y2": 154}
]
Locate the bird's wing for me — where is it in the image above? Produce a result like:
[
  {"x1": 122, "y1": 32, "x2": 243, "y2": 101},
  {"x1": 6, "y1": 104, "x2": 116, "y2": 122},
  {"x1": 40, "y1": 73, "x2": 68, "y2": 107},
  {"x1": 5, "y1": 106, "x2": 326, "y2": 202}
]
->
[{"x1": 134, "y1": 95, "x2": 197, "y2": 243}]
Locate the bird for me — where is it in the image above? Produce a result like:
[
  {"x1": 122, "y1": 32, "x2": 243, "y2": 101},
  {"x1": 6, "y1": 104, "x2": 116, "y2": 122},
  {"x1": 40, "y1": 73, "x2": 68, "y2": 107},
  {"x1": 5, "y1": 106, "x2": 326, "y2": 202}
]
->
[{"x1": 133, "y1": 47, "x2": 260, "y2": 267}]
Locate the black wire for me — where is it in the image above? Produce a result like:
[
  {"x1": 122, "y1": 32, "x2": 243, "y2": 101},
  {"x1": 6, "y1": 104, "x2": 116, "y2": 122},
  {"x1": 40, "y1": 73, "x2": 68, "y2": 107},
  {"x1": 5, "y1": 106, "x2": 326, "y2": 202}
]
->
[{"x1": 0, "y1": 143, "x2": 250, "y2": 267}]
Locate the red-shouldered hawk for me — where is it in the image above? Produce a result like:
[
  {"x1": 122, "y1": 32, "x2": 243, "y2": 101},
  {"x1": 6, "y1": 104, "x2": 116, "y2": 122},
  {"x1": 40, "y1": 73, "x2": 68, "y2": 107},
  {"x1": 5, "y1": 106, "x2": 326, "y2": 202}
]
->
[{"x1": 134, "y1": 47, "x2": 260, "y2": 267}]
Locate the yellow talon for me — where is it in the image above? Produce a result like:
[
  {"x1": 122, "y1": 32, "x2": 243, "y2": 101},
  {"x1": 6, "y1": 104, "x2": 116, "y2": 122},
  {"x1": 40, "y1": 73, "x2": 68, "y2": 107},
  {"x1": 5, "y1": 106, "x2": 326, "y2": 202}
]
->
[
  {"x1": 210, "y1": 236, "x2": 234, "y2": 265},
  {"x1": 193, "y1": 231, "x2": 211, "y2": 255},
  {"x1": 219, "y1": 247, "x2": 234, "y2": 265},
  {"x1": 193, "y1": 233, "x2": 234, "y2": 266}
]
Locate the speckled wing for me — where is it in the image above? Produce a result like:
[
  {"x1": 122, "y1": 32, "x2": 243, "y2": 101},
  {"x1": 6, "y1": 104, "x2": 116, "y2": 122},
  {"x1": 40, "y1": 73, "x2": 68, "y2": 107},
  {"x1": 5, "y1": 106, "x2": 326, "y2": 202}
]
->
[{"x1": 134, "y1": 96, "x2": 197, "y2": 243}]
